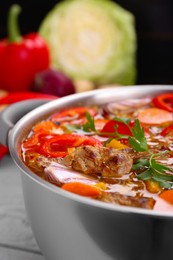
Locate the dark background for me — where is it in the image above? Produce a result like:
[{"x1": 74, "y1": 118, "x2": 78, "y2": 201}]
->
[{"x1": 0, "y1": 0, "x2": 173, "y2": 85}]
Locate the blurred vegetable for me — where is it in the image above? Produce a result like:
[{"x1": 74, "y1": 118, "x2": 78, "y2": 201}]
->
[
  {"x1": 32, "y1": 69, "x2": 75, "y2": 97},
  {"x1": 39, "y1": 0, "x2": 136, "y2": 86},
  {"x1": 73, "y1": 79, "x2": 95, "y2": 93},
  {"x1": 0, "y1": 4, "x2": 50, "y2": 92},
  {"x1": 0, "y1": 90, "x2": 8, "y2": 99},
  {"x1": 0, "y1": 144, "x2": 8, "y2": 160}
]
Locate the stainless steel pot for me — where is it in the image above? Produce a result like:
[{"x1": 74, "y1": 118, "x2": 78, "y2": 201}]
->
[{"x1": 1, "y1": 85, "x2": 173, "y2": 260}]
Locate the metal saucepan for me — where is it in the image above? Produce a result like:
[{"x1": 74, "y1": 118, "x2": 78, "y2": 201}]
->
[{"x1": 1, "y1": 85, "x2": 173, "y2": 260}]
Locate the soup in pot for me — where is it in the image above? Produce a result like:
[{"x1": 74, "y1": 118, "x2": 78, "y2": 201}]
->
[{"x1": 21, "y1": 92, "x2": 173, "y2": 212}]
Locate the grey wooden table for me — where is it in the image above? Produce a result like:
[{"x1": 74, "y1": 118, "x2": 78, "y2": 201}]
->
[{"x1": 0, "y1": 155, "x2": 45, "y2": 260}]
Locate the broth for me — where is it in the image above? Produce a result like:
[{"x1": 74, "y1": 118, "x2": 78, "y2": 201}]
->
[{"x1": 21, "y1": 92, "x2": 173, "y2": 212}]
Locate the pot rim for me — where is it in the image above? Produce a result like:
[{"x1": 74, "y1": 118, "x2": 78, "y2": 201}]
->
[{"x1": 8, "y1": 84, "x2": 173, "y2": 218}]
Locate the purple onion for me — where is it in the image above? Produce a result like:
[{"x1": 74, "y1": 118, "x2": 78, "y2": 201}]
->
[{"x1": 32, "y1": 69, "x2": 75, "y2": 97}]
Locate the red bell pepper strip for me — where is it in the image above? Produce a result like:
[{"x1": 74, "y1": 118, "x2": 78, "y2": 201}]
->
[
  {"x1": 0, "y1": 91, "x2": 57, "y2": 105},
  {"x1": 160, "y1": 124, "x2": 173, "y2": 136},
  {"x1": 39, "y1": 134, "x2": 102, "y2": 158},
  {"x1": 22, "y1": 133, "x2": 57, "y2": 150},
  {"x1": 101, "y1": 119, "x2": 133, "y2": 137},
  {"x1": 152, "y1": 93, "x2": 173, "y2": 112},
  {"x1": 0, "y1": 5, "x2": 50, "y2": 92},
  {"x1": 0, "y1": 145, "x2": 8, "y2": 160}
]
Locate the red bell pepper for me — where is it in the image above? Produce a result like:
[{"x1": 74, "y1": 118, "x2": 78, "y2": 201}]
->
[
  {"x1": 0, "y1": 145, "x2": 8, "y2": 160},
  {"x1": 0, "y1": 4, "x2": 50, "y2": 92},
  {"x1": 0, "y1": 91, "x2": 57, "y2": 105},
  {"x1": 101, "y1": 119, "x2": 133, "y2": 137},
  {"x1": 39, "y1": 134, "x2": 102, "y2": 158},
  {"x1": 152, "y1": 93, "x2": 173, "y2": 112},
  {"x1": 160, "y1": 124, "x2": 173, "y2": 136}
]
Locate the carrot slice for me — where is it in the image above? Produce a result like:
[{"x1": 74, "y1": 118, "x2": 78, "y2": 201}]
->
[
  {"x1": 62, "y1": 182, "x2": 101, "y2": 198},
  {"x1": 159, "y1": 190, "x2": 173, "y2": 205},
  {"x1": 137, "y1": 108, "x2": 173, "y2": 125}
]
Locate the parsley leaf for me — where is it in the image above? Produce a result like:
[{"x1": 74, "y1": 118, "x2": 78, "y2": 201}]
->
[
  {"x1": 128, "y1": 119, "x2": 148, "y2": 152},
  {"x1": 134, "y1": 152, "x2": 173, "y2": 188},
  {"x1": 83, "y1": 111, "x2": 96, "y2": 132},
  {"x1": 132, "y1": 158, "x2": 149, "y2": 171},
  {"x1": 137, "y1": 168, "x2": 152, "y2": 180},
  {"x1": 81, "y1": 114, "x2": 148, "y2": 153},
  {"x1": 105, "y1": 118, "x2": 148, "y2": 152}
]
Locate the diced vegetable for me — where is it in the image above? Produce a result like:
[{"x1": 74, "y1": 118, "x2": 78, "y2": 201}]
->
[
  {"x1": 145, "y1": 180, "x2": 161, "y2": 194},
  {"x1": 106, "y1": 139, "x2": 129, "y2": 149},
  {"x1": 159, "y1": 190, "x2": 173, "y2": 205},
  {"x1": 39, "y1": 0, "x2": 136, "y2": 86}
]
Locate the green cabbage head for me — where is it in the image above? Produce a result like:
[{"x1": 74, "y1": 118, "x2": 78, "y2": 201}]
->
[{"x1": 39, "y1": 0, "x2": 137, "y2": 86}]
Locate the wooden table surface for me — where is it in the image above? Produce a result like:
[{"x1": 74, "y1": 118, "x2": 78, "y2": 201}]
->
[{"x1": 0, "y1": 155, "x2": 45, "y2": 260}]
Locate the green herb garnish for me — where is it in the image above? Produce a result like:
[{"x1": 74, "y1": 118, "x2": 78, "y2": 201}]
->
[
  {"x1": 82, "y1": 113, "x2": 148, "y2": 152},
  {"x1": 128, "y1": 119, "x2": 148, "y2": 152},
  {"x1": 83, "y1": 111, "x2": 96, "y2": 132},
  {"x1": 112, "y1": 117, "x2": 132, "y2": 139},
  {"x1": 65, "y1": 112, "x2": 148, "y2": 153},
  {"x1": 132, "y1": 158, "x2": 150, "y2": 171},
  {"x1": 133, "y1": 152, "x2": 173, "y2": 188}
]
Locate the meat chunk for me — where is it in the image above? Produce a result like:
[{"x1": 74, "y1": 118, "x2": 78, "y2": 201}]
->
[
  {"x1": 44, "y1": 162, "x2": 98, "y2": 187},
  {"x1": 61, "y1": 145, "x2": 133, "y2": 178},
  {"x1": 101, "y1": 192, "x2": 155, "y2": 209},
  {"x1": 36, "y1": 156, "x2": 59, "y2": 168}
]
